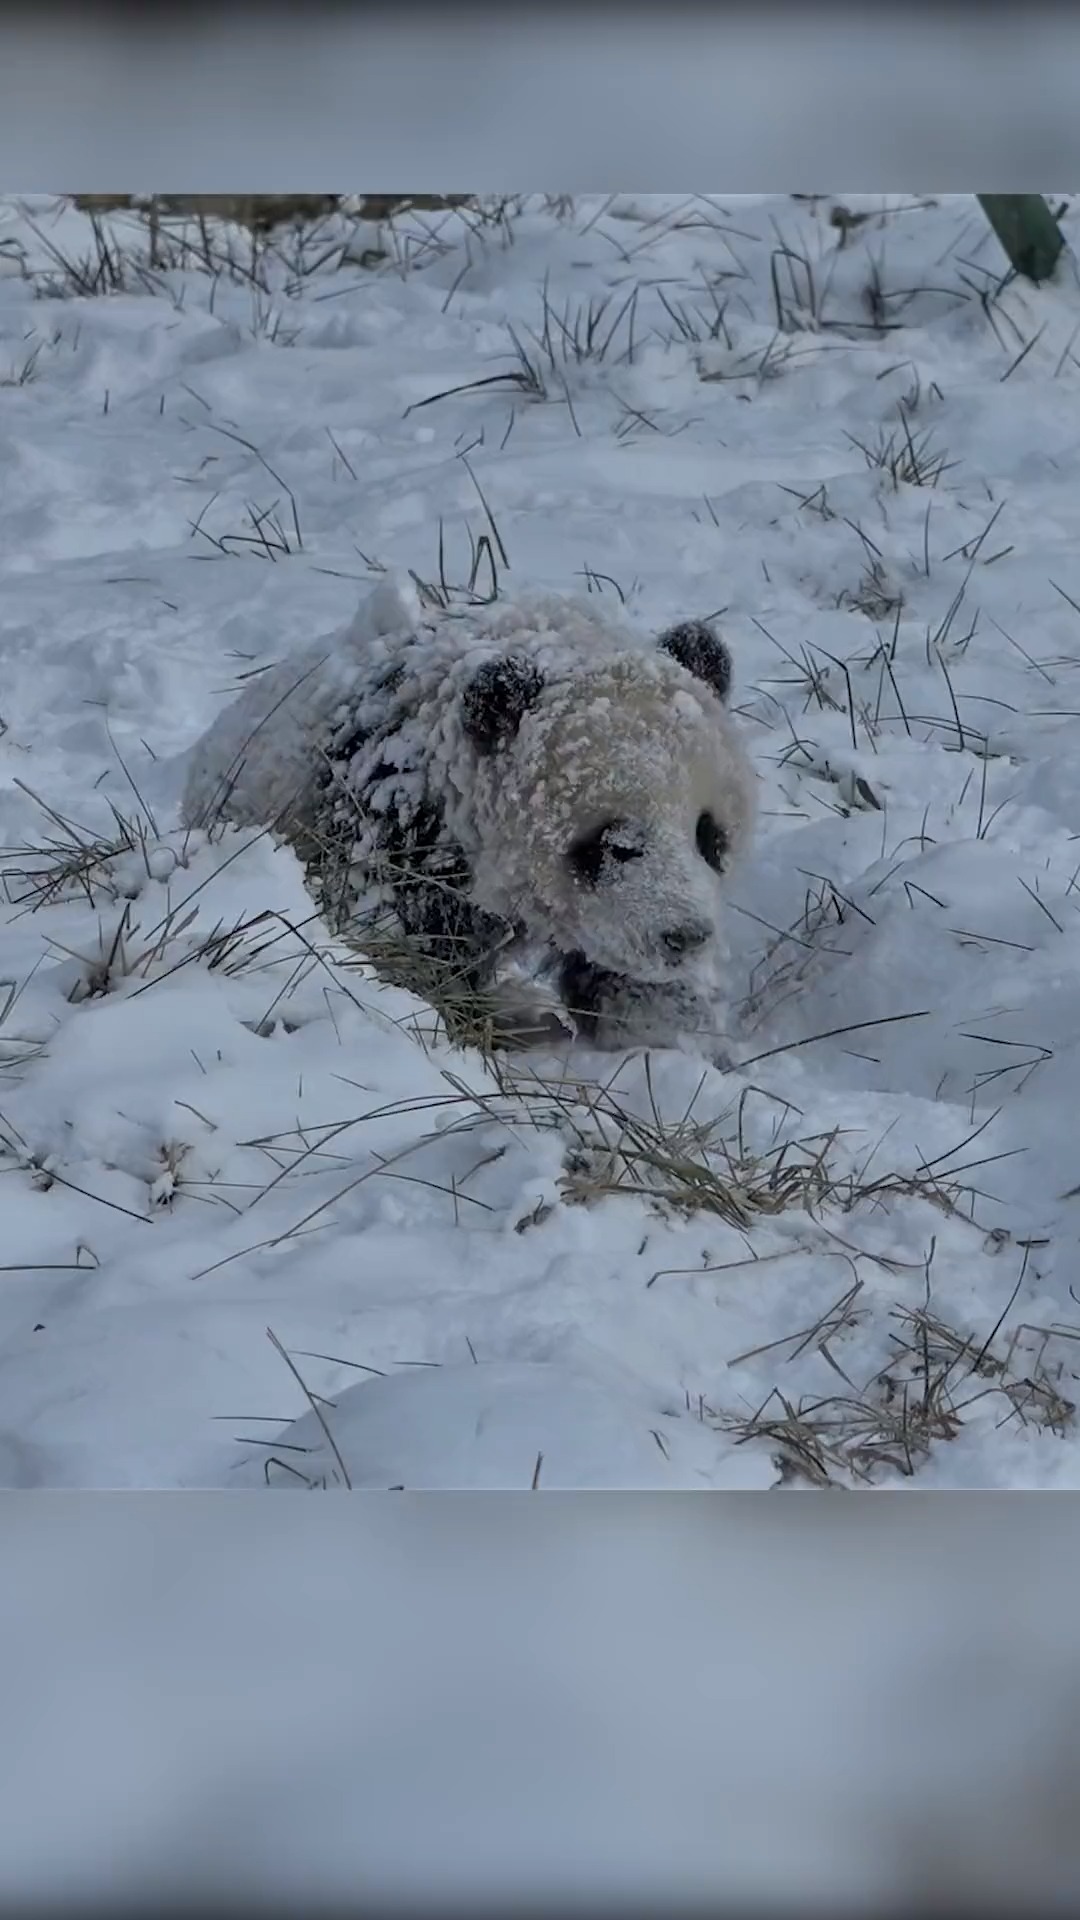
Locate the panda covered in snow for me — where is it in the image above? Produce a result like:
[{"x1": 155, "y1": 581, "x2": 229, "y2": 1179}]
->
[{"x1": 182, "y1": 578, "x2": 756, "y2": 1058}]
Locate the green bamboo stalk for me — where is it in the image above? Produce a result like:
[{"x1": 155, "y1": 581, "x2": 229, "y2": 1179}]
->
[{"x1": 977, "y1": 194, "x2": 1064, "y2": 284}]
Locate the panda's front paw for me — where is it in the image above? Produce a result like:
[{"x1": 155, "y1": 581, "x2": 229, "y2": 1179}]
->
[{"x1": 488, "y1": 942, "x2": 577, "y2": 1049}]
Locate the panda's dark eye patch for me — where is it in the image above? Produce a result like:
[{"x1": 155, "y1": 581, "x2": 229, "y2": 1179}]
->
[
  {"x1": 568, "y1": 818, "x2": 644, "y2": 886},
  {"x1": 695, "y1": 810, "x2": 728, "y2": 873}
]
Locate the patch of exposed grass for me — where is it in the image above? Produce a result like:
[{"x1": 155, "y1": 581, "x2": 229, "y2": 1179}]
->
[
  {"x1": 720, "y1": 1246, "x2": 1074, "y2": 1486},
  {"x1": 553, "y1": 1088, "x2": 969, "y2": 1230},
  {"x1": 21, "y1": 195, "x2": 482, "y2": 304},
  {"x1": 335, "y1": 902, "x2": 571, "y2": 1057},
  {"x1": 408, "y1": 282, "x2": 641, "y2": 424},
  {"x1": 847, "y1": 404, "x2": 958, "y2": 490},
  {"x1": 0, "y1": 968, "x2": 47, "y2": 1083},
  {"x1": 838, "y1": 557, "x2": 905, "y2": 623},
  {"x1": 0, "y1": 786, "x2": 182, "y2": 914}
]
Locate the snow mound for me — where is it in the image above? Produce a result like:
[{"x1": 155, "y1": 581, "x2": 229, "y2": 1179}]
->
[{"x1": 233, "y1": 1361, "x2": 689, "y2": 1490}]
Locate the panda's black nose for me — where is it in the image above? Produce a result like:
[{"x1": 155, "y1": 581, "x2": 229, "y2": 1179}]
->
[{"x1": 662, "y1": 922, "x2": 710, "y2": 957}]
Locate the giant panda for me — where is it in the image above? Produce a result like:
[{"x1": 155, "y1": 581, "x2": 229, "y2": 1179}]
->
[{"x1": 182, "y1": 578, "x2": 756, "y2": 1059}]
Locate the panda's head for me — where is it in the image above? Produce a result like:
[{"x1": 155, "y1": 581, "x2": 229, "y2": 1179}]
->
[{"x1": 458, "y1": 615, "x2": 755, "y2": 985}]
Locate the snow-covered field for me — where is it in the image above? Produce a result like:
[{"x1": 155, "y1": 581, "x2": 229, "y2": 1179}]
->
[{"x1": 3, "y1": 191, "x2": 1080, "y2": 1489}]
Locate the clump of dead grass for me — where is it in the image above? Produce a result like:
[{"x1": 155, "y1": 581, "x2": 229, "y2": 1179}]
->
[
  {"x1": 719, "y1": 1241, "x2": 1074, "y2": 1486},
  {"x1": 335, "y1": 903, "x2": 564, "y2": 1057},
  {"x1": 0, "y1": 783, "x2": 182, "y2": 914},
  {"x1": 847, "y1": 404, "x2": 958, "y2": 490},
  {"x1": 554, "y1": 1092, "x2": 964, "y2": 1229},
  {"x1": 14, "y1": 195, "x2": 485, "y2": 305}
]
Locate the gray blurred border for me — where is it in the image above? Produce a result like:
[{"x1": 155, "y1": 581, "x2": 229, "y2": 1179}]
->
[
  {"x1": 0, "y1": 1491, "x2": 1078, "y2": 1913},
  {"x1": 0, "y1": 4, "x2": 1077, "y2": 188}
]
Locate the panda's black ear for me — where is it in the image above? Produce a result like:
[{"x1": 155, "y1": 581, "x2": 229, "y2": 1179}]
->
[
  {"x1": 461, "y1": 654, "x2": 545, "y2": 755},
  {"x1": 657, "y1": 619, "x2": 733, "y2": 705}
]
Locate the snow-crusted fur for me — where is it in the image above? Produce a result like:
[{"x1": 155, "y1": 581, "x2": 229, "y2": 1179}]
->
[{"x1": 182, "y1": 578, "x2": 756, "y2": 1058}]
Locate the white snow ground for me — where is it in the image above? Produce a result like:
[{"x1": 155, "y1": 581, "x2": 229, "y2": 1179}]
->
[{"x1": 3, "y1": 191, "x2": 1080, "y2": 1488}]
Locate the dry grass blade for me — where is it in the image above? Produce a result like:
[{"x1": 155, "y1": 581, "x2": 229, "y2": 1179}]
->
[{"x1": 266, "y1": 1327, "x2": 353, "y2": 1489}]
